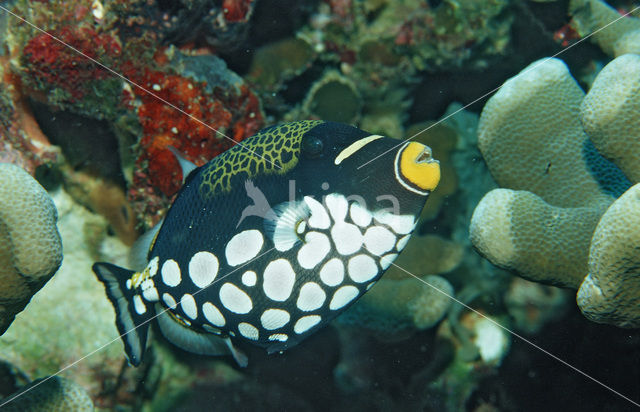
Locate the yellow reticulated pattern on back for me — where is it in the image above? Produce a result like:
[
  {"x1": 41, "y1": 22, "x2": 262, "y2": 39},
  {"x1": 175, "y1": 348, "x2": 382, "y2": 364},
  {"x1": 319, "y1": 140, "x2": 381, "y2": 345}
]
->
[{"x1": 199, "y1": 120, "x2": 323, "y2": 199}]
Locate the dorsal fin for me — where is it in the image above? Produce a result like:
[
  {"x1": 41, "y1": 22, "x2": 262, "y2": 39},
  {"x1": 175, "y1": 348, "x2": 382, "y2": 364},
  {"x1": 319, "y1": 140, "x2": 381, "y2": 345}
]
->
[
  {"x1": 167, "y1": 146, "x2": 197, "y2": 184},
  {"x1": 129, "y1": 218, "x2": 164, "y2": 271}
]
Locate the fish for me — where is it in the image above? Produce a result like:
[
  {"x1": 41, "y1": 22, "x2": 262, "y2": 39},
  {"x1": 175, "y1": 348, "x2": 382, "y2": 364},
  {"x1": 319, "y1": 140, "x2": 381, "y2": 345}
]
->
[{"x1": 93, "y1": 120, "x2": 440, "y2": 367}]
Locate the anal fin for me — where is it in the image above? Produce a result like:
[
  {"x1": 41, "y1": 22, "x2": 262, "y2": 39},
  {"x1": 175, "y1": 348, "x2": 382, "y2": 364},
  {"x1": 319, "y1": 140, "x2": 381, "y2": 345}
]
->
[{"x1": 155, "y1": 304, "x2": 248, "y2": 367}]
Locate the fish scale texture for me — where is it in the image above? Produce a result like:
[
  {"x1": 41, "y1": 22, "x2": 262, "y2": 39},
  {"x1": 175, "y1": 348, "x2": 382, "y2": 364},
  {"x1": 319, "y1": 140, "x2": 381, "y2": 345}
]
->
[
  {"x1": 0, "y1": 163, "x2": 62, "y2": 334},
  {"x1": 470, "y1": 54, "x2": 640, "y2": 327}
]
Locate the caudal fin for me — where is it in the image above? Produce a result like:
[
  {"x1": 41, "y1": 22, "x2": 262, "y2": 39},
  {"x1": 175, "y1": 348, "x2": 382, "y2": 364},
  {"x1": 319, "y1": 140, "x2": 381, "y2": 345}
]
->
[{"x1": 92, "y1": 262, "x2": 153, "y2": 366}]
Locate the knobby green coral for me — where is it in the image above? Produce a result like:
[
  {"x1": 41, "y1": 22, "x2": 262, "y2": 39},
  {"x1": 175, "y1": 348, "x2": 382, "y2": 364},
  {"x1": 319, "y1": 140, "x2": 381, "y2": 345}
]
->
[
  {"x1": 0, "y1": 163, "x2": 62, "y2": 334},
  {"x1": 470, "y1": 54, "x2": 640, "y2": 328},
  {"x1": 1, "y1": 376, "x2": 93, "y2": 411},
  {"x1": 570, "y1": 0, "x2": 640, "y2": 57}
]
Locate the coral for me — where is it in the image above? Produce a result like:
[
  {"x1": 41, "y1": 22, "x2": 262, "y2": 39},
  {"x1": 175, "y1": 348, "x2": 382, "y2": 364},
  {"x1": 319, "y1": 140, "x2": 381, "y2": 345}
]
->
[
  {"x1": 124, "y1": 51, "x2": 264, "y2": 227},
  {"x1": 0, "y1": 188, "x2": 192, "y2": 409},
  {"x1": 578, "y1": 183, "x2": 640, "y2": 327},
  {"x1": 247, "y1": 37, "x2": 316, "y2": 92},
  {"x1": 0, "y1": 187, "x2": 123, "y2": 395},
  {"x1": 302, "y1": 70, "x2": 361, "y2": 123},
  {"x1": 21, "y1": 26, "x2": 122, "y2": 102},
  {"x1": 569, "y1": 0, "x2": 640, "y2": 57},
  {"x1": 111, "y1": 0, "x2": 255, "y2": 51},
  {"x1": 1, "y1": 376, "x2": 93, "y2": 411},
  {"x1": 0, "y1": 57, "x2": 60, "y2": 174},
  {"x1": 470, "y1": 188, "x2": 602, "y2": 288},
  {"x1": 475, "y1": 58, "x2": 627, "y2": 210},
  {"x1": 8, "y1": 1, "x2": 131, "y2": 121},
  {"x1": 0, "y1": 163, "x2": 62, "y2": 335},
  {"x1": 580, "y1": 53, "x2": 640, "y2": 182},
  {"x1": 9, "y1": 2, "x2": 265, "y2": 229},
  {"x1": 394, "y1": 0, "x2": 513, "y2": 71},
  {"x1": 471, "y1": 54, "x2": 640, "y2": 327}
]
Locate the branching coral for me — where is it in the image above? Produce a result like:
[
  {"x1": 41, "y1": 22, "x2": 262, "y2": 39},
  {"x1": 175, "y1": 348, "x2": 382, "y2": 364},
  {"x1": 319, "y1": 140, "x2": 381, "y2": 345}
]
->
[{"x1": 470, "y1": 54, "x2": 640, "y2": 327}]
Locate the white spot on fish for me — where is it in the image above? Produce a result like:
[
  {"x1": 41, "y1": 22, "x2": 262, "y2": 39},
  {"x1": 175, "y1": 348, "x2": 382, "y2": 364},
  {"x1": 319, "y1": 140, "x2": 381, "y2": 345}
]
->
[
  {"x1": 363, "y1": 226, "x2": 396, "y2": 256},
  {"x1": 162, "y1": 293, "x2": 177, "y2": 309},
  {"x1": 348, "y1": 254, "x2": 378, "y2": 283},
  {"x1": 325, "y1": 193, "x2": 348, "y2": 222},
  {"x1": 203, "y1": 302, "x2": 226, "y2": 327},
  {"x1": 329, "y1": 286, "x2": 359, "y2": 310},
  {"x1": 142, "y1": 285, "x2": 159, "y2": 302},
  {"x1": 188, "y1": 251, "x2": 219, "y2": 288},
  {"x1": 203, "y1": 324, "x2": 221, "y2": 334},
  {"x1": 373, "y1": 211, "x2": 415, "y2": 235},
  {"x1": 349, "y1": 202, "x2": 372, "y2": 227},
  {"x1": 331, "y1": 222, "x2": 362, "y2": 255},
  {"x1": 219, "y1": 283, "x2": 253, "y2": 314},
  {"x1": 133, "y1": 294, "x2": 146, "y2": 315},
  {"x1": 319, "y1": 258, "x2": 344, "y2": 287},
  {"x1": 263, "y1": 259, "x2": 296, "y2": 302},
  {"x1": 161, "y1": 259, "x2": 181, "y2": 287},
  {"x1": 238, "y1": 322, "x2": 259, "y2": 340},
  {"x1": 242, "y1": 270, "x2": 257, "y2": 287},
  {"x1": 148, "y1": 256, "x2": 159, "y2": 277},
  {"x1": 296, "y1": 282, "x2": 326, "y2": 311},
  {"x1": 396, "y1": 234, "x2": 410, "y2": 251},
  {"x1": 260, "y1": 308, "x2": 291, "y2": 330},
  {"x1": 225, "y1": 229, "x2": 264, "y2": 266},
  {"x1": 180, "y1": 293, "x2": 198, "y2": 319},
  {"x1": 294, "y1": 315, "x2": 321, "y2": 334},
  {"x1": 297, "y1": 231, "x2": 331, "y2": 269},
  {"x1": 268, "y1": 333, "x2": 288, "y2": 342},
  {"x1": 304, "y1": 196, "x2": 331, "y2": 229},
  {"x1": 380, "y1": 253, "x2": 398, "y2": 270}
]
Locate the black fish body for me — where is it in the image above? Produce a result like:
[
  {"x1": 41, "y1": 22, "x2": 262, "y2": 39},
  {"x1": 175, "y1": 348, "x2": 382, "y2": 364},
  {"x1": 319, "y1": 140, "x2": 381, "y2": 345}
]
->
[{"x1": 93, "y1": 121, "x2": 440, "y2": 366}]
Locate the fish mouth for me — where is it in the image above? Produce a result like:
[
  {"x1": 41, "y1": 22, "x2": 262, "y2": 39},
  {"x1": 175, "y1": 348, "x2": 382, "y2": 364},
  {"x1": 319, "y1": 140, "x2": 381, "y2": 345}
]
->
[{"x1": 414, "y1": 145, "x2": 439, "y2": 165}]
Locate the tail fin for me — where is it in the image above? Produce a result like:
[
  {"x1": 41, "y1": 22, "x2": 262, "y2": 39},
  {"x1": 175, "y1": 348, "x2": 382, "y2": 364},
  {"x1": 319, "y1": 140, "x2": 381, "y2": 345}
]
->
[{"x1": 92, "y1": 262, "x2": 153, "y2": 366}]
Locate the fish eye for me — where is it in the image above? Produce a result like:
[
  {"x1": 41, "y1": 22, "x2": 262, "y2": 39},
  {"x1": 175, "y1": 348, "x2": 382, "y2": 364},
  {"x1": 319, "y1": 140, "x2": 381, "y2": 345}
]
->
[{"x1": 301, "y1": 135, "x2": 324, "y2": 158}]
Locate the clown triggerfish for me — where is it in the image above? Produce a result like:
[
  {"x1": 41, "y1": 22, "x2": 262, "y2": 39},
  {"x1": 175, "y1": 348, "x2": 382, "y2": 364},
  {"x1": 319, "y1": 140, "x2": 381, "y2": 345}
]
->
[{"x1": 93, "y1": 121, "x2": 440, "y2": 366}]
